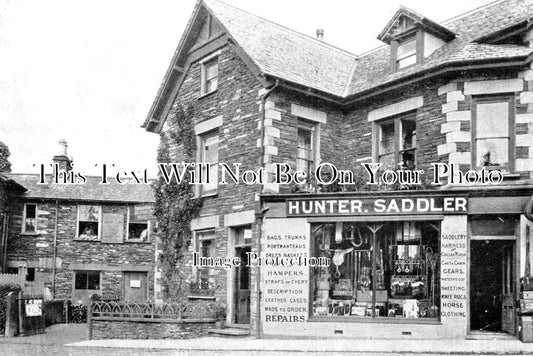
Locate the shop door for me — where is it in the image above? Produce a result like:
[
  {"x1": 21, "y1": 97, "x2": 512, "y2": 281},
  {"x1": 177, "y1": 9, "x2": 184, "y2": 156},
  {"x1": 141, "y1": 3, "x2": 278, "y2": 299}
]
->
[
  {"x1": 124, "y1": 272, "x2": 148, "y2": 302},
  {"x1": 470, "y1": 240, "x2": 515, "y2": 334},
  {"x1": 235, "y1": 246, "x2": 251, "y2": 324}
]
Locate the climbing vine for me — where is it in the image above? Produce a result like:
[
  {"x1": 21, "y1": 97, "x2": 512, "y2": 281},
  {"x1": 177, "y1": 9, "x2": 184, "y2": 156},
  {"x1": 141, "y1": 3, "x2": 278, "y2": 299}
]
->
[{"x1": 153, "y1": 104, "x2": 203, "y2": 299}]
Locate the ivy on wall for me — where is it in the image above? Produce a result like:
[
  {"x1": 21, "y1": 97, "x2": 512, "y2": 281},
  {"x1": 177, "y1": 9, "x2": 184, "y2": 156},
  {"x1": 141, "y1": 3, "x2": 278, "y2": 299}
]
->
[{"x1": 153, "y1": 105, "x2": 202, "y2": 299}]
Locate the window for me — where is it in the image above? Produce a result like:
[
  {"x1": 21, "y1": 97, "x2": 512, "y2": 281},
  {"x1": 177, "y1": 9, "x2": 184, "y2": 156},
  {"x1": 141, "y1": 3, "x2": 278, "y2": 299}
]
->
[
  {"x1": 202, "y1": 58, "x2": 218, "y2": 95},
  {"x1": 26, "y1": 267, "x2": 35, "y2": 282},
  {"x1": 312, "y1": 221, "x2": 440, "y2": 320},
  {"x1": 73, "y1": 271, "x2": 101, "y2": 303},
  {"x1": 397, "y1": 39, "x2": 417, "y2": 69},
  {"x1": 127, "y1": 206, "x2": 150, "y2": 241},
  {"x1": 296, "y1": 119, "x2": 316, "y2": 183},
  {"x1": 199, "y1": 130, "x2": 219, "y2": 195},
  {"x1": 472, "y1": 96, "x2": 514, "y2": 172},
  {"x1": 376, "y1": 113, "x2": 416, "y2": 169},
  {"x1": 77, "y1": 205, "x2": 101, "y2": 240},
  {"x1": 195, "y1": 230, "x2": 216, "y2": 290},
  {"x1": 22, "y1": 203, "x2": 37, "y2": 233},
  {"x1": 75, "y1": 271, "x2": 100, "y2": 290}
]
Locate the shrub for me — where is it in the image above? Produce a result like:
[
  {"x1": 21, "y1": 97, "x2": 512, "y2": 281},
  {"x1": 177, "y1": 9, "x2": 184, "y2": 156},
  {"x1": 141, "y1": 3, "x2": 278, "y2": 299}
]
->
[{"x1": 68, "y1": 302, "x2": 87, "y2": 324}]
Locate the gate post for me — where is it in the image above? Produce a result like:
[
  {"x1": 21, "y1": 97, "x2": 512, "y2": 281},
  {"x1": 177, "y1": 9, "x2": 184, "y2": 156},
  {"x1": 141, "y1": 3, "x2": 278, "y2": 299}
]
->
[
  {"x1": 4, "y1": 292, "x2": 17, "y2": 337},
  {"x1": 17, "y1": 291, "x2": 23, "y2": 336}
]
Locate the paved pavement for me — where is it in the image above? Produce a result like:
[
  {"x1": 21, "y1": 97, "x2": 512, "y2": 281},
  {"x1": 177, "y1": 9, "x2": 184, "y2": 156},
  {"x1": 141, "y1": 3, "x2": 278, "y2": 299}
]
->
[{"x1": 2, "y1": 324, "x2": 533, "y2": 355}]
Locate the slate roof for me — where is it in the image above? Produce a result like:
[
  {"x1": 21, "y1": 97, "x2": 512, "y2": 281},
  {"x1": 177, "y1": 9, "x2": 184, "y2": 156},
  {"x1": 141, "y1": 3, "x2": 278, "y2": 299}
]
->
[
  {"x1": 4, "y1": 174, "x2": 155, "y2": 203},
  {"x1": 204, "y1": 0, "x2": 357, "y2": 97},
  {"x1": 145, "y1": 0, "x2": 533, "y2": 130},
  {"x1": 203, "y1": 0, "x2": 533, "y2": 98}
]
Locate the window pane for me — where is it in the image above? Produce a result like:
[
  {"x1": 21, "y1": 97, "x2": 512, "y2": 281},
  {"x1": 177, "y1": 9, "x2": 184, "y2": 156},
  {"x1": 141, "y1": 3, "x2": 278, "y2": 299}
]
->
[
  {"x1": 477, "y1": 138, "x2": 508, "y2": 167},
  {"x1": 378, "y1": 153, "x2": 395, "y2": 170},
  {"x1": 79, "y1": 205, "x2": 99, "y2": 221},
  {"x1": 207, "y1": 77, "x2": 218, "y2": 92},
  {"x1": 75, "y1": 273, "x2": 88, "y2": 289},
  {"x1": 397, "y1": 40, "x2": 416, "y2": 59},
  {"x1": 379, "y1": 121, "x2": 394, "y2": 155},
  {"x1": 398, "y1": 55, "x2": 417, "y2": 68},
  {"x1": 129, "y1": 222, "x2": 148, "y2": 240},
  {"x1": 476, "y1": 102, "x2": 508, "y2": 139},
  {"x1": 206, "y1": 62, "x2": 218, "y2": 80},
  {"x1": 202, "y1": 134, "x2": 219, "y2": 163},
  {"x1": 400, "y1": 118, "x2": 416, "y2": 150},
  {"x1": 26, "y1": 205, "x2": 36, "y2": 218},
  {"x1": 87, "y1": 272, "x2": 100, "y2": 290}
]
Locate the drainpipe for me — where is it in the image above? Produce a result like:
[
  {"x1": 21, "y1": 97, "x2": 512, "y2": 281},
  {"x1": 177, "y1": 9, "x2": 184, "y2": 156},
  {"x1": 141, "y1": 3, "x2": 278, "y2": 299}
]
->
[
  {"x1": 1, "y1": 213, "x2": 8, "y2": 272},
  {"x1": 525, "y1": 194, "x2": 533, "y2": 223},
  {"x1": 52, "y1": 199, "x2": 59, "y2": 298}
]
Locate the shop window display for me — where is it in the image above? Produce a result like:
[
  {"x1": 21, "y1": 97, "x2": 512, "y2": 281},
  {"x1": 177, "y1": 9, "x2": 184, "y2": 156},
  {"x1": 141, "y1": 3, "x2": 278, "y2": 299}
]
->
[{"x1": 312, "y1": 221, "x2": 440, "y2": 320}]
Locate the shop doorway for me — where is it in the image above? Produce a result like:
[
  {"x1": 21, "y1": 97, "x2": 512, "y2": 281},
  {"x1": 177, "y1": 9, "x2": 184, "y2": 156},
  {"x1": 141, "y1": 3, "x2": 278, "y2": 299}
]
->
[
  {"x1": 470, "y1": 240, "x2": 515, "y2": 335},
  {"x1": 235, "y1": 245, "x2": 251, "y2": 324}
]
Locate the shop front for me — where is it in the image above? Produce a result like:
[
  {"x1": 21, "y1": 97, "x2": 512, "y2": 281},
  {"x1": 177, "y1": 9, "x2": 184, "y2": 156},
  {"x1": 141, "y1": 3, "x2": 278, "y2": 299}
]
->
[{"x1": 258, "y1": 188, "x2": 533, "y2": 339}]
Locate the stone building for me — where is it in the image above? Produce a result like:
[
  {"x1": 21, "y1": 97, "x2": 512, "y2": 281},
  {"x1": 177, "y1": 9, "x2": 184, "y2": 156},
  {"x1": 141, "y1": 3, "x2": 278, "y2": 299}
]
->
[
  {"x1": 3, "y1": 141, "x2": 156, "y2": 303},
  {"x1": 143, "y1": 0, "x2": 533, "y2": 339}
]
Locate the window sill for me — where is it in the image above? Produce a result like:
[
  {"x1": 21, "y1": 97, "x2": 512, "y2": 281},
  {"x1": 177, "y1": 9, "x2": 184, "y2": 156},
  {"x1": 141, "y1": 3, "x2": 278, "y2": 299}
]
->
[
  {"x1": 73, "y1": 239, "x2": 101, "y2": 242},
  {"x1": 188, "y1": 295, "x2": 216, "y2": 300},
  {"x1": 20, "y1": 232, "x2": 40, "y2": 236},
  {"x1": 201, "y1": 191, "x2": 218, "y2": 198},
  {"x1": 308, "y1": 316, "x2": 441, "y2": 325},
  {"x1": 198, "y1": 90, "x2": 217, "y2": 100}
]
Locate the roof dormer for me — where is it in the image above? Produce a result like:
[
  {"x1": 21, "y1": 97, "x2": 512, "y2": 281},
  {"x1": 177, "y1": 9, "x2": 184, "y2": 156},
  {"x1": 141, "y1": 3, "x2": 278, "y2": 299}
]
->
[{"x1": 378, "y1": 6, "x2": 456, "y2": 71}]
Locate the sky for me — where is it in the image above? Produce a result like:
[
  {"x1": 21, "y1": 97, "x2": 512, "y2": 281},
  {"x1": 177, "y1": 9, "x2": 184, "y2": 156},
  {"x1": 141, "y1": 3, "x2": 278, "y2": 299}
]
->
[{"x1": 0, "y1": 0, "x2": 496, "y2": 177}]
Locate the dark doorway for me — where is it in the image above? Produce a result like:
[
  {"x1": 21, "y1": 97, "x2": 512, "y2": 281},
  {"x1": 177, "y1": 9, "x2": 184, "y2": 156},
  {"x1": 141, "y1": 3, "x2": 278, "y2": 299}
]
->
[
  {"x1": 235, "y1": 246, "x2": 251, "y2": 324},
  {"x1": 470, "y1": 240, "x2": 515, "y2": 333}
]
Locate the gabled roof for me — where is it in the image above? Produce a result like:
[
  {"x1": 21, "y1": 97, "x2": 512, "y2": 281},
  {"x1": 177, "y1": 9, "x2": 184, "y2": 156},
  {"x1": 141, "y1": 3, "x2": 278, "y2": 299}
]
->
[
  {"x1": 203, "y1": 0, "x2": 357, "y2": 97},
  {"x1": 377, "y1": 5, "x2": 456, "y2": 43},
  {"x1": 4, "y1": 174, "x2": 155, "y2": 204},
  {"x1": 144, "y1": 0, "x2": 533, "y2": 131}
]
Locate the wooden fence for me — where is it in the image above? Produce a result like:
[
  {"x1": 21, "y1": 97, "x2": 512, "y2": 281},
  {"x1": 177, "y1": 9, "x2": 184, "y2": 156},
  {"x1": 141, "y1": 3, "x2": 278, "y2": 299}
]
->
[{"x1": 0, "y1": 273, "x2": 45, "y2": 297}]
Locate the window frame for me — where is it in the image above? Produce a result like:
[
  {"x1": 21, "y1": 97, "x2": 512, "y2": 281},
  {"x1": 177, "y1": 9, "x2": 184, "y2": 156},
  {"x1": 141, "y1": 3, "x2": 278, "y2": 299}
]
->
[
  {"x1": 198, "y1": 129, "x2": 219, "y2": 196},
  {"x1": 471, "y1": 95, "x2": 515, "y2": 173},
  {"x1": 296, "y1": 118, "x2": 319, "y2": 185},
  {"x1": 373, "y1": 111, "x2": 417, "y2": 170},
  {"x1": 126, "y1": 206, "x2": 150, "y2": 242},
  {"x1": 193, "y1": 229, "x2": 216, "y2": 290},
  {"x1": 22, "y1": 203, "x2": 38, "y2": 234},
  {"x1": 76, "y1": 204, "x2": 102, "y2": 241},
  {"x1": 200, "y1": 56, "x2": 219, "y2": 96},
  {"x1": 391, "y1": 29, "x2": 424, "y2": 71}
]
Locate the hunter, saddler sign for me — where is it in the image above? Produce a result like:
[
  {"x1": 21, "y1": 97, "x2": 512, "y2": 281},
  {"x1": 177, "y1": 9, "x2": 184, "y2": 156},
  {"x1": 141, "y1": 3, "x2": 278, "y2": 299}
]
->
[{"x1": 286, "y1": 196, "x2": 468, "y2": 216}]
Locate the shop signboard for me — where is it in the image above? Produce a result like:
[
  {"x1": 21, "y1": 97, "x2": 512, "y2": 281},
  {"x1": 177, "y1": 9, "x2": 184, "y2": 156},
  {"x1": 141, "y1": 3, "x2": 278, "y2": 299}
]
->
[
  {"x1": 261, "y1": 218, "x2": 310, "y2": 329},
  {"x1": 440, "y1": 216, "x2": 468, "y2": 319},
  {"x1": 286, "y1": 195, "x2": 468, "y2": 217},
  {"x1": 25, "y1": 298, "x2": 43, "y2": 317}
]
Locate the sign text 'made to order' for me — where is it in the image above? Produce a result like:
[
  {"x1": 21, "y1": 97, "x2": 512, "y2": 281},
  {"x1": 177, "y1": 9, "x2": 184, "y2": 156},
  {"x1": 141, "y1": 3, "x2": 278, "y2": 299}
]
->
[{"x1": 286, "y1": 196, "x2": 468, "y2": 217}]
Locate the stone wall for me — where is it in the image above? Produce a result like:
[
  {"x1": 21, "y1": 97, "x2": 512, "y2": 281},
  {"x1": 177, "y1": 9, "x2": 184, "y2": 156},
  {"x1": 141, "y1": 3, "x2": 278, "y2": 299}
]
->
[
  {"x1": 6, "y1": 200, "x2": 156, "y2": 301},
  {"x1": 90, "y1": 319, "x2": 214, "y2": 339}
]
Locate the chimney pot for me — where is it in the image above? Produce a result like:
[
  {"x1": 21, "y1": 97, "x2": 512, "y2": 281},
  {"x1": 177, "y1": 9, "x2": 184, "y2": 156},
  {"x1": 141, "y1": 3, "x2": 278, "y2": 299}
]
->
[
  {"x1": 316, "y1": 29, "x2": 324, "y2": 41},
  {"x1": 53, "y1": 139, "x2": 73, "y2": 172},
  {"x1": 58, "y1": 139, "x2": 68, "y2": 156}
]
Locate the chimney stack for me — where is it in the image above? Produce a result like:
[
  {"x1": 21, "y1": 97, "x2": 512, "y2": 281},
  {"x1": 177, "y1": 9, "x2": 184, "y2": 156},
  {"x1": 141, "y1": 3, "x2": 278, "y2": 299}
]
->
[
  {"x1": 52, "y1": 139, "x2": 73, "y2": 172},
  {"x1": 316, "y1": 29, "x2": 324, "y2": 41}
]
